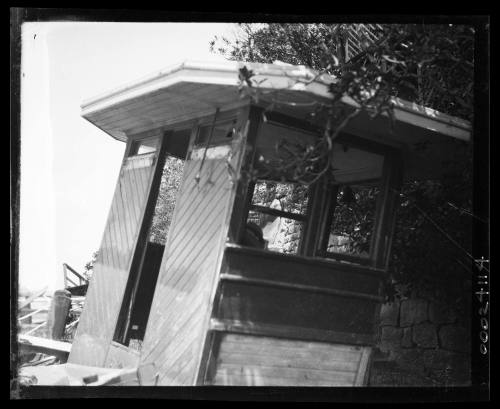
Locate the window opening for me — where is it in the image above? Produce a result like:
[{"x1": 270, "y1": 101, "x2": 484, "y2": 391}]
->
[
  {"x1": 237, "y1": 116, "x2": 388, "y2": 266},
  {"x1": 323, "y1": 182, "x2": 380, "y2": 262},
  {"x1": 195, "y1": 119, "x2": 236, "y2": 147},
  {"x1": 244, "y1": 180, "x2": 309, "y2": 255},
  {"x1": 114, "y1": 132, "x2": 188, "y2": 350},
  {"x1": 129, "y1": 136, "x2": 159, "y2": 156}
]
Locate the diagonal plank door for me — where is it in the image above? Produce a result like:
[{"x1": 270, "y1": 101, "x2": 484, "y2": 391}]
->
[{"x1": 69, "y1": 149, "x2": 160, "y2": 366}]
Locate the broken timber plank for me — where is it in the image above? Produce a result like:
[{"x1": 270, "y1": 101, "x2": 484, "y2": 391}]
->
[{"x1": 18, "y1": 334, "x2": 71, "y2": 362}]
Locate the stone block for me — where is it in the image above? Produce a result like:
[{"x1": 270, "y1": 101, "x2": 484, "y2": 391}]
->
[
  {"x1": 369, "y1": 364, "x2": 434, "y2": 386},
  {"x1": 422, "y1": 349, "x2": 470, "y2": 385},
  {"x1": 390, "y1": 348, "x2": 426, "y2": 375},
  {"x1": 428, "y1": 301, "x2": 458, "y2": 325},
  {"x1": 439, "y1": 325, "x2": 470, "y2": 353},
  {"x1": 400, "y1": 298, "x2": 428, "y2": 327},
  {"x1": 379, "y1": 326, "x2": 403, "y2": 352},
  {"x1": 412, "y1": 322, "x2": 438, "y2": 348},
  {"x1": 380, "y1": 302, "x2": 400, "y2": 326},
  {"x1": 401, "y1": 327, "x2": 414, "y2": 348}
]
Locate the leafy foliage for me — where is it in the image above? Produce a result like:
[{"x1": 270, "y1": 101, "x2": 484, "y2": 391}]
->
[
  {"x1": 331, "y1": 185, "x2": 379, "y2": 256},
  {"x1": 149, "y1": 156, "x2": 185, "y2": 245},
  {"x1": 212, "y1": 23, "x2": 474, "y2": 120},
  {"x1": 83, "y1": 250, "x2": 98, "y2": 281}
]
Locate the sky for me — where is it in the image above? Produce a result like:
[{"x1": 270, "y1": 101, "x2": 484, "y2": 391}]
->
[{"x1": 19, "y1": 22, "x2": 236, "y2": 293}]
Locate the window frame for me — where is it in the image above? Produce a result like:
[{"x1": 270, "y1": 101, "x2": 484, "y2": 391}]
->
[
  {"x1": 194, "y1": 118, "x2": 238, "y2": 149},
  {"x1": 127, "y1": 135, "x2": 161, "y2": 157},
  {"x1": 316, "y1": 180, "x2": 380, "y2": 266},
  {"x1": 113, "y1": 129, "x2": 191, "y2": 347},
  {"x1": 315, "y1": 134, "x2": 402, "y2": 268},
  {"x1": 244, "y1": 178, "x2": 312, "y2": 256},
  {"x1": 235, "y1": 107, "x2": 402, "y2": 269}
]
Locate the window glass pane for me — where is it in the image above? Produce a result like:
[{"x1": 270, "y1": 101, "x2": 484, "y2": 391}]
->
[
  {"x1": 254, "y1": 122, "x2": 317, "y2": 182},
  {"x1": 331, "y1": 142, "x2": 384, "y2": 183},
  {"x1": 195, "y1": 120, "x2": 236, "y2": 147},
  {"x1": 250, "y1": 181, "x2": 309, "y2": 215},
  {"x1": 245, "y1": 210, "x2": 303, "y2": 255},
  {"x1": 243, "y1": 180, "x2": 308, "y2": 255},
  {"x1": 326, "y1": 183, "x2": 380, "y2": 258}
]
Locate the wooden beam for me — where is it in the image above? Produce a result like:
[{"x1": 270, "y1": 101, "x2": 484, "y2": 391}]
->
[
  {"x1": 18, "y1": 334, "x2": 71, "y2": 362},
  {"x1": 226, "y1": 105, "x2": 264, "y2": 244},
  {"x1": 220, "y1": 273, "x2": 383, "y2": 302},
  {"x1": 225, "y1": 243, "x2": 385, "y2": 278},
  {"x1": 62, "y1": 263, "x2": 88, "y2": 285},
  {"x1": 321, "y1": 251, "x2": 372, "y2": 266},
  {"x1": 249, "y1": 204, "x2": 306, "y2": 222},
  {"x1": 371, "y1": 148, "x2": 404, "y2": 269},
  {"x1": 18, "y1": 307, "x2": 48, "y2": 322},
  {"x1": 112, "y1": 131, "x2": 171, "y2": 346},
  {"x1": 300, "y1": 177, "x2": 328, "y2": 256},
  {"x1": 354, "y1": 346, "x2": 373, "y2": 386},
  {"x1": 263, "y1": 110, "x2": 322, "y2": 135},
  {"x1": 209, "y1": 318, "x2": 375, "y2": 346}
]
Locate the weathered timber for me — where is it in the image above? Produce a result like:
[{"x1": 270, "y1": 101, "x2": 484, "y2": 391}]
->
[
  {"x1": 18, "y1": 334, "x2": 71, "y2": 362},
  {"x1": 69, "y1": 148, "x2": 159, "y2": 366},
  {"x1": 206, "y1": 333, "x2": 372, "y2": 386}
]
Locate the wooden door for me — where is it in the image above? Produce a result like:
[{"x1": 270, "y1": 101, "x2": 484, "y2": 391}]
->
[{"x1": 69, "y1": 138, "x2": 162, "y2": 366}]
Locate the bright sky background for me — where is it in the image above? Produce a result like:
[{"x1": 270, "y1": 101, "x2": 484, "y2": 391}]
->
[{"x1": 20, "y1": 22, "x2": 237, "y2": 293}]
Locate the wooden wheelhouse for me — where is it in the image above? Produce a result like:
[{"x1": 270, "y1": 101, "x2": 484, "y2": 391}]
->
[{"x1": 69, "y1": 60, "x2": 471, "y2": 386}]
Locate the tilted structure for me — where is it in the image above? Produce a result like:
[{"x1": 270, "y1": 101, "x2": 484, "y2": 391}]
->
[{"x1": 67, "y1": 60, "x2": 471, "y2": 386}]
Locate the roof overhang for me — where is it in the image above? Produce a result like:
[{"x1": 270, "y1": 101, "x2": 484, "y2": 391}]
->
[{"x1": 81, "y1": 60, "x2": 472, "y2": 179}]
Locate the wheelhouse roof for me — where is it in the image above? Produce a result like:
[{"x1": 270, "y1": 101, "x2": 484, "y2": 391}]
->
[
  {"x1": 81, "y1": 59, "x2": 471, "y2": 144},
  {"x1": 81, "y1": 60, "x2": 471, "y2": 179}
]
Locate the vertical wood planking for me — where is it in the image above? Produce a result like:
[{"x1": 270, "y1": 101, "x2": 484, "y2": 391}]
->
[
  {"x1": 140, "y1": 155, "x2": 234, "y2": 385},
  {"x1": 69, "y1": 154, "x2": 156, "y2": 366}
]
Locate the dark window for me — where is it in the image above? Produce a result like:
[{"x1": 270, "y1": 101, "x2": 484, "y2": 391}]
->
[{"x1": 195, "y1": 120, "x2": 236, "y2": 147}]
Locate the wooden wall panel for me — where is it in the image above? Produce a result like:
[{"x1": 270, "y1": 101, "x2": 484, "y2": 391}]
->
[
  {"x1": 224, "y1": 245, "x2": 383, "y2": 296},
  {"x1": 209, "y1": 333, "x2": 372, "y2": 386},
  {"x1": 105, "y1": 342, "x2": 141, "y2": 369},
  {"x1": 216, "y1": 281, "x2": 378, "y2": 337},
  {"x1": 140, "y1": 156, "x2": 234, "y2": 385},
  {"x1": 69, "y1": 154, "x2": 156, "y2": 366}
]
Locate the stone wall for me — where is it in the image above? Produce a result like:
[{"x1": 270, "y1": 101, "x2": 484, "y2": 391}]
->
[{"x1": 369, "y1": 288, "x2": 471, "y2": 386}]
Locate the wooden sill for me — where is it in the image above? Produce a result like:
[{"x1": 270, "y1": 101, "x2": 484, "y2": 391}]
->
[
  {"x1": 224, "y1": 243, "x2": 385, "y2": 277},
  {"x1": 220, "y1": 273, "x2": 383, "y2": 302},
  {"x1": 209, "y1": 318, "x2": 375, "y2": 346}
]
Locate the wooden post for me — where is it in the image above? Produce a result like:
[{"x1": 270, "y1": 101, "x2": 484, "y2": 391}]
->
[
  {"x1": 47, "y1": 289, "x2": 71, "y2": 340},
  {"x1": 226, "y1": 105, "x2": 263, "y2": 244},
  {"x1": 371, "y1": 149, "x2": 404, "y2": 270}
]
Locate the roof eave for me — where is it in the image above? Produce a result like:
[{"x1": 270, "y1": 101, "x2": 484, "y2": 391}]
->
[{"x1": 81, "y1": 60, "x2": 471, "y2": 143}]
